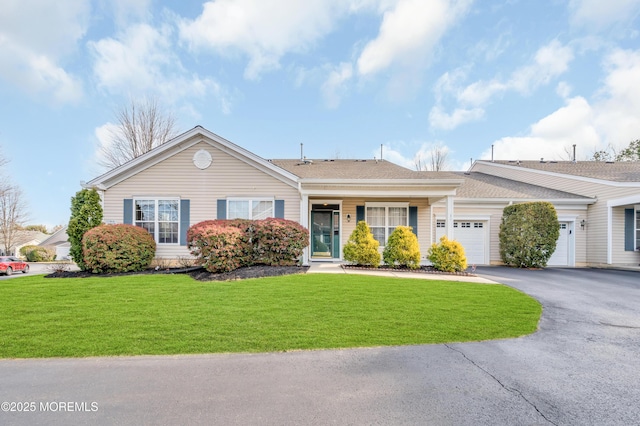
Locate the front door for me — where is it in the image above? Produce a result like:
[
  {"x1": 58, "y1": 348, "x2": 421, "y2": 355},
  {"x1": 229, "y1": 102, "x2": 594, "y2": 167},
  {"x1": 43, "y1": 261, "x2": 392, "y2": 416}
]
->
[{"x1": 311, "y1": 211, "x2": 333, "y2": 258}]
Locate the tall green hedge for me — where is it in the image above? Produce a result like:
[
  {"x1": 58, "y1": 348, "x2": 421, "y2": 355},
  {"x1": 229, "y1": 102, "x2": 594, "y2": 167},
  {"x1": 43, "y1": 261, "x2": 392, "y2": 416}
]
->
[
  {"x1": 68, "y1": 189, "x2": 103, "y2": 270},
  {"x1": 499, "y1": 201, "x2": 560, "y2": 268}
]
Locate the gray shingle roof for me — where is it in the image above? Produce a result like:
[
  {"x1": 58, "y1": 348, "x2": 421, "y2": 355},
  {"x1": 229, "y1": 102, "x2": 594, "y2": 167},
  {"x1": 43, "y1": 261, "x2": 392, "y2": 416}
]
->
[
  {"x1": 454, "y1": 172, "x2": 591, "y2": 200},
  {"x1": 270, "y1": 159, "x2": 446, "y2": 179},
  {"x1": 490, "y1": 160, "x2": 640, "y2": 182}
]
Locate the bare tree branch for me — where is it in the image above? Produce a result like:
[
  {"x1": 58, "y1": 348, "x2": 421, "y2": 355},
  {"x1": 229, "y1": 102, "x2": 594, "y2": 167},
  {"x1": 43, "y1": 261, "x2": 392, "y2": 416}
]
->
[
  {"x1": 99, "y1": 96, "x2": 179, "y2": 169},
  {"x1": 414, "y1": 144, "x2": 449, "y2": 171},
  {"x1": 0, "y1": 184, "x2": 29, "y2": 255}
]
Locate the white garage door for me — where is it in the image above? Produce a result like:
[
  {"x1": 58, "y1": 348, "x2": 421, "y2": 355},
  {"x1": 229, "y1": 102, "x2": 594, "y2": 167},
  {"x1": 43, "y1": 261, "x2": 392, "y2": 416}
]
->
[
  {"x1": 548, "y1": 222, "x2": 570, "y2": 266},
  {"x1": 436, "y1": 221, "x2": 487, "y2": 265}
]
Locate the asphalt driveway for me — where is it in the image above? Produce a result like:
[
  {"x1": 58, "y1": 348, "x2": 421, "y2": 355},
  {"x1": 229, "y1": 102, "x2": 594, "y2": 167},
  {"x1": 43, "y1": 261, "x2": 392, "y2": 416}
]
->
[{"x1": 0, "y1": 267, "x2": 638, "y2": 425}]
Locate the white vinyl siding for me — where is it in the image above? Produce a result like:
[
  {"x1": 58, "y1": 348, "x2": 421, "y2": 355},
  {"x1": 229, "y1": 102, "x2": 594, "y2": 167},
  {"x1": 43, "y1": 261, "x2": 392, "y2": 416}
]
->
[{"x1": 103, "y1": 141, "x2": 300, "y2": 258}]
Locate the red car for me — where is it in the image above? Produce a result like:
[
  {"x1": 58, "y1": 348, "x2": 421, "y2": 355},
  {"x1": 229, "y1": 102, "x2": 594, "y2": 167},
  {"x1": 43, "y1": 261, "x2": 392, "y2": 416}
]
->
[{"x1": 0, "y1": 256, "x2": 29, "y2": 275}]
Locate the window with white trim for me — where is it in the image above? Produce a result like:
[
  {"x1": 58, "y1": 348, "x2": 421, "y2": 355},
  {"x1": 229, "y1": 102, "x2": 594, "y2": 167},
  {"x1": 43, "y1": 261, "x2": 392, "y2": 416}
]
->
[
  {"x1": 135, "y1": 199, "x2": 179, "y2": 244},
  {"x1": 366, "y1": 204, "x2": 408, "y2": 245},
  {"x1": 228, "y1": 199, "x2": 274, "y2": 220}
]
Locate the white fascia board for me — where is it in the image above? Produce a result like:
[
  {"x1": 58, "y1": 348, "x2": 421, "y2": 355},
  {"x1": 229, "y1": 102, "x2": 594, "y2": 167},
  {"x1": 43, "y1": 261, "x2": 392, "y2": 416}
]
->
[
  {"x1": 435, "y1": 214, "x2": 491, "y2": 221},
  {"x1": 300, "y1": 178, "x2": 463, "y2": 187},
  {"x1": 474, "y1": 160, "x2": 640, "y2": 187},
  {"x1": 440, "y1": 197, "x2": 596, "y2": 206},
  {"x1": 607, "y1": 194, "x2": 640, "y2": 207},
  {"x1": 301, "y1": 189, "x2": 457, "y2": 197}
]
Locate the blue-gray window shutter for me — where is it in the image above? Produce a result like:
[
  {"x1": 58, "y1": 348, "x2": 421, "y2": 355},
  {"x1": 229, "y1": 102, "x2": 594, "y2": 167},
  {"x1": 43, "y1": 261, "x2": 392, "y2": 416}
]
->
[
  {"x1": 625, "y1": 208, "x2": 635, "y2": 251},
  {"x1": 217, "y1": 199, "x2": 227, "y2": 220},
  {"x1": 180, "y1": 200, "x2": 190, "y2": 246},
  {"x1": 275, "y1": 200, "x2": 285, "y2": 218},
  {"x1": 123, "y1": 199, "x2": 133, "y2": 224},
  {"x1": 409, "y1": 206, "x2": 418, "y2": 236},
  {"x1": 356, "y1": 206, "x2": 364, "y2": 222}
]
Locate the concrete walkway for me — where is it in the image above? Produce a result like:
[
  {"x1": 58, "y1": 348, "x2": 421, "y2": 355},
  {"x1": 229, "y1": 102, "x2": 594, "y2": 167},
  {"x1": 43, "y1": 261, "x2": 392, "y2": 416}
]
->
[{"x1": 307, "y1": 261, "x2": 497, "y2": 283}]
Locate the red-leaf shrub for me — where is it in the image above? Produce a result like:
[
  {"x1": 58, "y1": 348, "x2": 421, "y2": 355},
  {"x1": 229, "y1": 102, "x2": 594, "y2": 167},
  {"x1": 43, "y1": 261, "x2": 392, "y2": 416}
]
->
[
  {"x1": 187, "y1": 218, "x2": 309, "y2": 271},
  {"x1": 187, "y1": 221, "x2": 251, "y2": 272},
  {"x1": 82, "y1": 224, "x2": 156, "y2": 274},
  {"x1": 253, "y1": 218, "x2": 309, "y2": 266}
]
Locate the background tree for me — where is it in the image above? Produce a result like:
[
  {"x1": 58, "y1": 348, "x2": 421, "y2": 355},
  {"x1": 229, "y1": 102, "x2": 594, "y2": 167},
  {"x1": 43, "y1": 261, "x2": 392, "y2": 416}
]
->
[
  {"x1": 499, "y1": 202, "x2": 560, "y2": 268},
  {"x1": 22, "y1": 224, "x2": 49, "y2": 234},
  {"x1": 0, "y1": 184, "x2": 29, "y2": 255},
  {"x1": 616, "y1": 139, "x2": 640, "y2": 161},
  {"x1": 414, "y1": 144, "x2": 449, "y2": 171},
  {"x1": 99, "y1": 96, "x2": 179, "y2": 169},
  {"x1": 68, "y1": 189, "x2": 103, "y2": 270}
]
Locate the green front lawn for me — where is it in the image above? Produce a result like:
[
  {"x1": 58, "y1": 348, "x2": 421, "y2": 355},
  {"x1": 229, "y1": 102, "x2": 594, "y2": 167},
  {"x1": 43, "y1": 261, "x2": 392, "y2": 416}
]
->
[{"x1": 0, "y1": 274, "x2": 541, "y2": 358}]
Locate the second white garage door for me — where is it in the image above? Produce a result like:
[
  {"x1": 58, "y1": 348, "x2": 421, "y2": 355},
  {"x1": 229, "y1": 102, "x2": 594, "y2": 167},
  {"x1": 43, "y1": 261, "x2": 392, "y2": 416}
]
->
[{"x1": 436, "y1": 221, "x2": 488, "y2": 265}]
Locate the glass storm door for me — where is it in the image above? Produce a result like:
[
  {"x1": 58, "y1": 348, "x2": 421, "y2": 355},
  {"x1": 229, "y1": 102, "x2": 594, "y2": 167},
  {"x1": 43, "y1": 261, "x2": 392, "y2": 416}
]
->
[{"x1": 311, "y1": 211, "x2": 333, "y2": 258}]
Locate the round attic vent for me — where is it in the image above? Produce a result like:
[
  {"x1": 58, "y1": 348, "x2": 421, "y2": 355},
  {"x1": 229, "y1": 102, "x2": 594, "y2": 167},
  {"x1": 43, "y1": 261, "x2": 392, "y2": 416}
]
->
[{"x1": 193, "y1": 149, "x2": 212, "y2": 169}]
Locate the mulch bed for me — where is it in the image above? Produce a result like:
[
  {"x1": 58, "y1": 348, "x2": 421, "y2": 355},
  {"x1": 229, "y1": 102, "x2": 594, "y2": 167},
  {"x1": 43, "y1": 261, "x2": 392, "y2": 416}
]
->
[
  {"x1": 45, "y1": 265, "x2": 309, "y2": 281},
  {"x1": 44, "y1": 264, "x2": 472, "y2": 280}
]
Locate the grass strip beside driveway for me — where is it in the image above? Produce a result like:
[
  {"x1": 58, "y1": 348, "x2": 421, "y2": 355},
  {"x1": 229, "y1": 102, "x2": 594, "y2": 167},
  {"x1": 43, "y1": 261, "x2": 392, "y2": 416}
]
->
[{"x1": 0, "y1": 274, "x2": 541, "y2": 358}]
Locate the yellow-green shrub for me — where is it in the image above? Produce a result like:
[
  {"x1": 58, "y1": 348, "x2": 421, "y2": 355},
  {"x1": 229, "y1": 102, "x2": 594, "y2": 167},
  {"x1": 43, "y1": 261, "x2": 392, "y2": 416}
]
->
[
  {"x1": 427, "y1": 236, "x2": 468, "y2": 272},
  {"x1": 383, "y1": 226, "x2": 421, "y2": 269},
  {"x1": 343, "y1": 221, "x2": 381, "y2": 267}
]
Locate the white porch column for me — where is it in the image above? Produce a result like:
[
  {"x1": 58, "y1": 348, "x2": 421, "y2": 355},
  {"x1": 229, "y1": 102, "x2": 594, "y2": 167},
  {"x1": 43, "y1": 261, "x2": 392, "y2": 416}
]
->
[
  {"x1": 300, "y1": 194, "x2": 310, "y2": 265},
  {"x1": 607, "y1": 205, "x2": 612, "y2": 264},
  {"x1": 446, "y1": 195, "x2": 454, "y2": 238}
]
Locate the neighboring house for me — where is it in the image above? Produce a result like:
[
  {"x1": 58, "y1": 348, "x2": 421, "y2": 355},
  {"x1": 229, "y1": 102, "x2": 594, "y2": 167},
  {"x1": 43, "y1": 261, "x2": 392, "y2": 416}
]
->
[
  {"x1": 0, "y1": 230, "x2": 49, "y2": 257},
  {"x1": 468, "y1": 160, "x2": 640, "y2": 266},
  {"x1": 83, "y1": 126, "x2": 640, "y2": 268},
  {"x1": 38, "y1": 226, "x2": 71, "y2": 260}
]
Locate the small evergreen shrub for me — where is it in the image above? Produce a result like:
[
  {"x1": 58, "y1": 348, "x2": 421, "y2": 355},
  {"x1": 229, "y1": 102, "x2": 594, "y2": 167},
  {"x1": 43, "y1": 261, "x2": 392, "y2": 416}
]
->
[
  {"x1": 25, "y1": 246, "x2": 56, "y2": 262},
  {"x1": 383, "y1": 226, "x2": 421, "y2": 269},
  {"x1": 428, "y1": 236, "x2": 468, "y2": 272},
  {"x1": 343, "y1": 221, "x2": 381, "y2": 267},
  {"x1": 82, "y1": 224, "x2": 156, "y2": 274},
  {"x1": 499, "y1": 201, "x2": 560, "y2": 268},
  {"x1": 252, "y1": 218, "x2": 309, "y2": 266}
]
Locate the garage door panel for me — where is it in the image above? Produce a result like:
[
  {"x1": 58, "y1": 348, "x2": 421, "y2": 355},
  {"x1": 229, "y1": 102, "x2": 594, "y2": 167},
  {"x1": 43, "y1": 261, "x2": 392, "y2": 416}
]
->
[{"x1": 436, "y1": 221, "x2": 486, "y2": 265}]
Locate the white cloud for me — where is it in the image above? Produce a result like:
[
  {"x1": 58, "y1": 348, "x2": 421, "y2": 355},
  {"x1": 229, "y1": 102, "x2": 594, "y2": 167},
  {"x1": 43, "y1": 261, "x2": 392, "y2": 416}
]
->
[
  {"x1": 321, "y1": 63, "x2": 354, "y2": 108},
  {"x1": 357, "y1": 0, "x2": 472, "y2": 77},
  {"x1": 0, "y1": 0, "x2": 88, "y2": 103},
  {"x1": 482, "y1": 48, "x2": 640, "y2": 161},
  {"x1": 431, "y1": 40, "x2": 574, "y2": 130},
  {"x1": 428, "y1": 106, "x2": 484, "y2": 130},
  {"x1": 569, "y1": 0, "x2": 640, "y2": 30},
  {"x1": 179, "y1": 0, "x2": 347, "y2": 80},
  {"x1": 89, "y1": 23, "x2": 228, "y2": 109}
]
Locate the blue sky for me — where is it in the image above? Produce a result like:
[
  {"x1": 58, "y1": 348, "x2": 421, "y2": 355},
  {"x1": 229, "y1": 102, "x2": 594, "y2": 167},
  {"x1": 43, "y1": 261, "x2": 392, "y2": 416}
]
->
[{"x1": 1, "y1": 0, "x2": 640, "y2": 229}]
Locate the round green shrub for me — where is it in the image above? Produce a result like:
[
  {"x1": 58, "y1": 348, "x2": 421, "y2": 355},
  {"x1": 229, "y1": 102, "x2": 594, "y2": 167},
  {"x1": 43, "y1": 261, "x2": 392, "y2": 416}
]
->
[
  {"x1": 82, "y1": 224, "x2": 156, "y2": 274},
  {"x1": 499, "y1": 201, "x2": 560, "y2": 268},
  {"x1": 428, "y1": 235, "x2": 468, "y2": 272},
  {"x1": 25, "y1": 246, "x2": 55, "y2": 262},
  {"x1": 343, "y1": 221, "x2": 381, "y2": 267},
  {"x1": 383, "y1": 226, "x2": 421, "y2": 269},
  {"x1": 19, "y1": 245, "x2": 39, "y2": 258}
]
